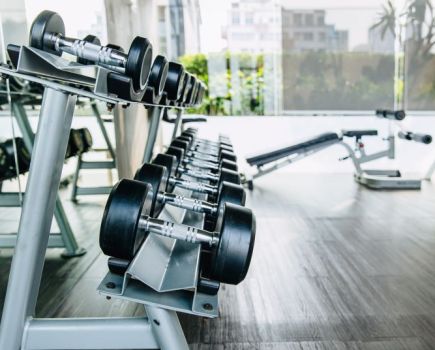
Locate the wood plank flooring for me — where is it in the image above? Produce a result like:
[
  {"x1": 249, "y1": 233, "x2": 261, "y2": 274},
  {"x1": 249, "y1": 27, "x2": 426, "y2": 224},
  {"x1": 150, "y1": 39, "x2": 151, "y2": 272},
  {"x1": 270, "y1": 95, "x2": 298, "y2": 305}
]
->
[{"x1": 1, "y1": 173, "x2": 435, "y2": 349}]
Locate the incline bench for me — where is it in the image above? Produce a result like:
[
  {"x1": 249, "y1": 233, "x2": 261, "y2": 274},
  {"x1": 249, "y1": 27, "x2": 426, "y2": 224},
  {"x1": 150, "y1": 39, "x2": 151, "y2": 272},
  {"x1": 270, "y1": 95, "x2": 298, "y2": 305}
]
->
[{"x1": 242, "y1": 129, "x2": 379, "y2": 189}]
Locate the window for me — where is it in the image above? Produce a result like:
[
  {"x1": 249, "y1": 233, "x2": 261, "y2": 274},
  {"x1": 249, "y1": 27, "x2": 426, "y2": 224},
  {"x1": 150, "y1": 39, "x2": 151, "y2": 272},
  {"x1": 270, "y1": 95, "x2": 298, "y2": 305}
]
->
[
  {"x1": 303, "y1": 32, "x2": 314, "y2": 41},
  {"x1": 245, "y1": 12, "x2": 254, "y2": 25},
  {"x1": 232, "y1": 12, "x2": 240, "y2": 25},
  {"x1": 294, "y1": 13, "x2": 302, "y2": 26},
  {"x1": 317, "y1": 15, "x2": 325, "y2": 26},
  {"x1": 318, "y1": 32, "x2": 326, "y2": 42},
  {"x1": 305, "y1": 14, "x2": 314, "y2": 26}
]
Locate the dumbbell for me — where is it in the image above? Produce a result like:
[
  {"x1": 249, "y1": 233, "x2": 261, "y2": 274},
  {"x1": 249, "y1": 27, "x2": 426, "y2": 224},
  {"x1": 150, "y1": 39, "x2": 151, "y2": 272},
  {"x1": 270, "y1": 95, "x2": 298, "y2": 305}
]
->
[
  {"x1": 375, "y1": 109, "x2": 406, "y2": 120},
  {"x1": 166, "y1": 146, "x2": 238, "y2": 179},
  {"x1": 171, "y1": 139, "x2": 237, "y2": 164},
  {"x1": 65, "y1": 128, "x2": 93, "y2": 158},
  {"x1": 78, "y1": 128, "x2": 93, "y2": 152},
  {"x1": 30, "y1": 10, "x2": 152, "y2": 93},
  {"x1": 179, "y1": 133, "x2": 233, "y2": 153},
  {"x1": 153, "y1": 153, "x2": 241, "y2": 195},
  {"x1": 182, "y1": 130, "x2": 232, "y2": 148},
  {"x1": 99, "y1": 178, "x2": 255, "y2": 284},
  {"x1": 135, "y1": 163, "x2": 245, "y2": 225},
  {"x1": 0, "y1": 138, "x2": 31, "y2": 181}
]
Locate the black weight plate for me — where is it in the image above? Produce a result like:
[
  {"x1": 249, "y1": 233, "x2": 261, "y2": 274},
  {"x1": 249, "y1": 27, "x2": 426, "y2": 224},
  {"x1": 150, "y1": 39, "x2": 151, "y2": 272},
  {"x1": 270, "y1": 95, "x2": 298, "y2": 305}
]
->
[
  {"x1": 99, "y1": 179, "x2": 153, "y2": 260},
  {"x1": 77, "y1": 35, "x2": 101, "y2": 65},
  {"x1": 0, "y1": 146, "x2": 10, "y2": 181},
  {"x1": 29, "y1": 10, "x2": 65, "y2": 56},
  {"x1": 152, "y1": 153, "x2": 179, "y2": 192},
  {"x1": 3, "y1": 138, "x2": 31, "y2": 175},
  {"x1": 164, "y1": 62, "x2": 185, "y2": 101},
  {"x1": 78, "y1": 128, "x2": 93, "y2": 152},
  {"x1": 126, "y1": 36, "x2": 153, "y2": 92},
  {"x1": 69, "y1": 129, "x2": 85, "y2": 156},
  {"x1": 219, "y1": 159, "x2": 238, "y2": 172},
  {"x1": 134, "y1": 163, "x2": 168, "y2": 216},
  {"x1": 179, "y1": 73, "x2": 191, "y2": 103},
  {"x1": 218, "y1": 168, "x2": 241, "y2": 185},
  {"x1": 208, "y1": 203, "x2": 255, "y2": 284},
  {"x1": 170, "y1": 139, "x2": 189, "y2": 153},
  {"x1": 107, "y1": 43, "x2": 125, "y2": 52},
  {"x1": 219, "y1": 150, "x2": 237, "y2": 163},
  {"x1": 148, "y1": 55, "x2": 169, "y2": 96},
  {"x1": 165, "y1": 146, "x2": 185, "y2": 175},
  {"x1": 202, "y1": 182, "x2": 245, "y2": 231}
]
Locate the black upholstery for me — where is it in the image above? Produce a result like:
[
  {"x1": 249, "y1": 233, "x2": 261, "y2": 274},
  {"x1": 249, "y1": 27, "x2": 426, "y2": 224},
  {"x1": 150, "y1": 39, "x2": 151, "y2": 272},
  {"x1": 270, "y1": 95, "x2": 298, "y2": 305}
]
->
[
  {"x1": 342, "y1": 129, "x2": 378, "y2": 138},
  {"x1": 246, "y1": 132, "x2": 341, "y2": 167}
]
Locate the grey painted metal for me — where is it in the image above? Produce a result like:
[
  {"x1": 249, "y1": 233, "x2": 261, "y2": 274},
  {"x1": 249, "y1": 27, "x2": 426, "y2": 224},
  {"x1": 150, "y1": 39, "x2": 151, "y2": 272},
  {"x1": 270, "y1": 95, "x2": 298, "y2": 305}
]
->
[
  {"x1": 171, "y1": 109, "x2": 183, "y2": 140},
  {"x1": 143, "y1": 106, "x2": 163, "y2": 163},
  {"x1": 0, "y1": 88, "x2": 77, "y2": 350},
  {"x1": 22, "y1": 317, "x2": 159, "y2": 350},
  {"x1": 11, "y1": 101, "x2": 84, "y2": 257},
  {"x1": 71, "y1": 102, "x2": 116, "y2": 200},
  {"x1": 0, "y1": 234, "x2": 64, "y2": 248},
  {"x1": 145, "y1": 305, "x2": 190, "y2": 350},
  {"x1": 91, "y1": 101, "x2": 116, "y2": 160}
]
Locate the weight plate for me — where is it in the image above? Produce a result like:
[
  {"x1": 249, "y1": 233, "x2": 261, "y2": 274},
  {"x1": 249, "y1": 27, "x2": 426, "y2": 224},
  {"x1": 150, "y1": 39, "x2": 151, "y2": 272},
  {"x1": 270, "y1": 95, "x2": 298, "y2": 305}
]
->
[
  {"x1": 178, "y1": 73, "x2": 191, "y2": 103},
  {"x1": 218, "y1": 168, "x2": 241, "y2": 186},
  {"x1": 3, "y1": 138, "x2": 31, "y2": 175},
  {"x1": 0, "y1": 146, "x2": 9, "y2": 181},
  {"x1": 153, "y1": 153, "x2": 178, "y2": 192},
  {"x1": 148, "y1": 55, "x2": 169, "y2": 96},
  {"x1": 29, "y1": 10, "x2": 65, "y2": 56},
  {"x1": 165, "y1": 146, "x2": 184, "y2": 166},
  {"x1": 77, "y1": 35, "x2": 101, "y2": 65},
  {"x1": 134, "y1": 163, "x2": 168, "y2": 216},
  {"x1": 126, "y1": 36, "x2": 153, "y2": 92},
  {"x1": 68, "y1": 129, "x2": 85, "y2": 156},
  {"x1": 99, "y1": 179, "x2": 153, "y2": 260},
  {"x1": 209, "y1": 203, "x2": 256, "y2": 284},
  {"x1": 220, "y1": 149, "x2": 237, "y2": 163},
  {"x1": 78, "y1": 128, "x2": 93, "y2": 152},
  {"x1": 170, "y1": 139, "x2": 189, "y2": 153},
  {"x1": 185, "y1": 78, "x2": 198, "y2": 106},
  {"x1": 220, "y1": 159, "x2": 238, "y2": 172},
  {"x1": 164, "y1": 62, "x2": 186, "y2": 101},
  {"x1": 107, "y1": 43, "x2": 125, "y2": 52}
]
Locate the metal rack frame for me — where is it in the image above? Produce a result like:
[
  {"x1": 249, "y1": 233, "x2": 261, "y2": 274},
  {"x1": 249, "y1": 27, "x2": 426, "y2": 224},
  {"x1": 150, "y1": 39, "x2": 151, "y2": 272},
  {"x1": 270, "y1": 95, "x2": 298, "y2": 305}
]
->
[{"x1": 0, "y1": 46, "x2": 204, "y2": 350}]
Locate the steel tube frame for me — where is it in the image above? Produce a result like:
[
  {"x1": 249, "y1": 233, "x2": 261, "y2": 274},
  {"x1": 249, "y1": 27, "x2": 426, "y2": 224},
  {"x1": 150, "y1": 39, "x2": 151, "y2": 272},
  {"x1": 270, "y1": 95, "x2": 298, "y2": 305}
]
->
[
  {"x1": 143, "y1": 106, "x2": 163, "y2": 163},
  {"x1": 171, "y1": 109, "x2": 183, "y2": 140},
  {"x1": 11, "y1": 101, "x2": 84, "y2": 257},
  {"x1": 0, "y1": 88, "x2": 78, "y2": 349}
]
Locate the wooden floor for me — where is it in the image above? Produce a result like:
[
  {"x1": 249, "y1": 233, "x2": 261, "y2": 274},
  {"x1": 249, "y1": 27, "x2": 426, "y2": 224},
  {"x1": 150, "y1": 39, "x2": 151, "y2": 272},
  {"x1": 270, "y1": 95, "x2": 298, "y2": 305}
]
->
[{"x1": 1, "y1": 173, "x2": 435, "y2": 349}]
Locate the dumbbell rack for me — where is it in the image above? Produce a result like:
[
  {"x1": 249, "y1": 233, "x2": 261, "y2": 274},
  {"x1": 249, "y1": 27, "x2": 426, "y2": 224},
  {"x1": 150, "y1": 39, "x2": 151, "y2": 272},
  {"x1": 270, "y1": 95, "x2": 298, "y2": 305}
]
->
[
  {"x1": 0, "y1": 46, "x2": 205, "y2": 350},
  {"x1": 0, "y1": 97, "x2": 85, "y2": 257},
  {"x1": 70, "y1": 100, "x2": 117, "y2": 200}
]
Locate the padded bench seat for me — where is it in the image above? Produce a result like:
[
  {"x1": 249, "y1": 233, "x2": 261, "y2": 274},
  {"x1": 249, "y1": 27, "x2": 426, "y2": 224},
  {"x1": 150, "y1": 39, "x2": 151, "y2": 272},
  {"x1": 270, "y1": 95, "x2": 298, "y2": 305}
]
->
[
  {"x1": 246, "y1": 132, "x2": 341, "y2": 167},
  {"x1": 342, "y1": 129, "x2": 378, "y2": 138}
]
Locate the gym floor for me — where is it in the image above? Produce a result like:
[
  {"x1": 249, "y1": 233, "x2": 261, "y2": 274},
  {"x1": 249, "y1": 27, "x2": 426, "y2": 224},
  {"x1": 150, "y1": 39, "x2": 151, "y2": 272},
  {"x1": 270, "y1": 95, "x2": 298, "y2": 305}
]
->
[{"x1": 1, "y1": 173, "x2": 435, "y2": 349}]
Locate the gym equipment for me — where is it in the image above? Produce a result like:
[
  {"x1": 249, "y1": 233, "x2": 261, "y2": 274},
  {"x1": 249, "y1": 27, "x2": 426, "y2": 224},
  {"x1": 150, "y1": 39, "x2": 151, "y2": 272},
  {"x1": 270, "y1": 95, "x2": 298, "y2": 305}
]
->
[
  {"x1": 177, "y1": 134, "x2": 233, "y2": 154},
  {"x1": 30, "y1": 10, "x2": 153, "y2": 93},
  {"x1": 134, "y1": 162, "x2": 245, "y2": 219},
  {"x1": 398, "y1": 131, "x2": 432, "y2": 144},
  {"x1": 142, "y1": 55, "x2": 168, "y2": 104},
  {"x1": 0, "y1": 11, "x2": 211, "y2": 350},
  {"x1": 0, "y1": 138, "x2": 31, "y2": 181},
  {"x1": 167, "y1": 145, "x2": 238, "y2": 173},
  {"x1": 182, "y1": 129, "x2": 232, "y2": 147},
  {"x1": 171, "y1": 138, "x2": 237, "y2": 163},
  {"x1": 244, "y1": 110, "x2": 431, "y2": 190},
  {"x1": 153, "y1": 153, "x2": 241, "y2": 195},
  {"x1": 70, "y1": 101, "x2": 118, "y2": 201},
  {"x1": 99, "y1": 178, "x2": 255, "y2": 285},
  {"x1": 376, "y1": 109, "x2": 406, "y2": 120}
]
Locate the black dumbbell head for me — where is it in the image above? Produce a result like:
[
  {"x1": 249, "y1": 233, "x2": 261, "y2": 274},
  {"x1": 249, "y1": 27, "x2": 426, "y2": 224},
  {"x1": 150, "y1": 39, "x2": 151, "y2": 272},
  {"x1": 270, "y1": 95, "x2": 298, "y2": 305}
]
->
[
  {"x1": 147, "y1": 55, "x2": 169, "y2": 96},
  {"x1": 29, "y1": 10, "x2": 65, "y2": 56},
  {"x1": 126, "y1": 36, "x2": 153, "y2": 92},
  {"x1": 208, "y1": 203, "x2": 256, "y2": 285},
  {"x1": 134, "y1": 163, "x2": 169, "y2": 216},
  {"x1": 100, "y1": 179, "x2": 153, "y2": 260},
  {"x1": 78, "y1": 128, "x2": 93, "y2": 152},
  {"x1": 153, "y1": 153, "x2": 178, "y2": 192},
  {"x1": 164, "y1": 62, "x2": 186, "y2": 101}
]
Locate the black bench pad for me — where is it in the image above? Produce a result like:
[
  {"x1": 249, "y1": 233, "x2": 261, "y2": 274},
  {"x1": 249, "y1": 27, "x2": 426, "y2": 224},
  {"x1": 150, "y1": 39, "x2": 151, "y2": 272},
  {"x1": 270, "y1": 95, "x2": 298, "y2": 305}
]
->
[
  {"x1": 342, "y1": 129, "x2": 378, "y2": 138},
  {"x1": 246, "y1": 132, "x2": 341, "y2": 167}
]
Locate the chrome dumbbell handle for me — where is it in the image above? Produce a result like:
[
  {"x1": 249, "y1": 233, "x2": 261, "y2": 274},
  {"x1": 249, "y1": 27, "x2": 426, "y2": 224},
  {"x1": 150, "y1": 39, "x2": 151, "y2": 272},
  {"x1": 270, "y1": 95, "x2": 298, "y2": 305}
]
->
[
  {"x1": 53, "y1": 34, "x2": 127, "y2": 69},
  {"x1": 168, "y1": 177, "x2": 218, "y2": 195},
  {"x1": 186, "y1": 150, "x2": 219, "y2": 163},
  {"x1": 183, "y1": 158, "x2": 219, "y2": 171},
  {"x1": 178, "y1": 167, "x2": 218, "y2": 182},
  {"x1": 138, "y1": 215, "x2": 218, "y2": 246},
  {"x1": 157, "y1": 192, "x2": 216, "y2": 214}
]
